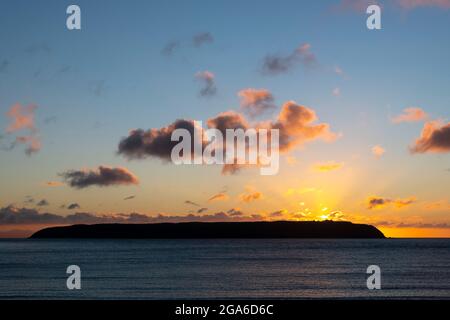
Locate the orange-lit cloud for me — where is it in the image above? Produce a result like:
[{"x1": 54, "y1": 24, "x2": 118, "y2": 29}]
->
[
  {"x1": 391, "y1": 107, "x2": 428, "y2": 123},
  {"x1": 208, "y1": 192, "x2": 229, "y2": 202},
  {"x1": 240, "y1": 191, "x2": 263, "y2": 203},
  {"x1": 195, "y1": 70, "x2": 217, "y2": 97},
  {"x1": 43, "y1": 181, "x2": 64, "y2": 187},
  {"x1": 410, "y1": 120, "x2": 450, "y2": 154},
  {"x1": 6, "y1": 103, "x2": 37, "y2": 133},
  {"x1": 312, "y1": 161, "x2": 343, "y2": 172},
  {"x1": 367, "y1": 196, "x2": 416, "y2": 209},
  {"x1": 372, "y1": 145, "x2": 385, "y2": 158},
  {"x1": 238, "y1": 88, "x2": 276, "y2": 117}
]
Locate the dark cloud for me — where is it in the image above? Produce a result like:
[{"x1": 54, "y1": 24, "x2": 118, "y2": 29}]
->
[
  {"x1": 0, "y1": 205, "x2": 264, "y2": 226},
  {"x1": 195, "y1": 71, "x2": 217, "y2": 97},
  {"x1": 185, "y1": 200, "x2": 200, "y2": 207},
  {"x1": 197, "y1": 207, "x2": 208, "y2": 214},
  {"x1": 61, "y1": 166, "x2": 139, "y2": 189},
  {"x1": 124, "y1": 195, "x2": 135, "y2": 201},
  {"x1": 36, "y1": 199, "x2": 49, "y2": 207},
  {"x1": 262, "y1": 43, "x2": 316, "y2": 75},
  {"x1": 410, "y1": 121, "x2": 450, "y2": 154},
  {"x1": 227, "y1": 208, "x2": 244, "y2": 216},
  {"x1": 67, "y1": 203, "x2": 80, "y2": 210},
  {"x1": 161, "y1": 41, "x2": 180, "y2": 56},
  {"x1": 118, "y1": 119, "x2": 204, "y2": 160},
  {"x1": 192, "y1": 32, "x2": 214, "y2": 47},
  {"x1": 367, "y1": 196, "x2": 416, "y2": 209}
]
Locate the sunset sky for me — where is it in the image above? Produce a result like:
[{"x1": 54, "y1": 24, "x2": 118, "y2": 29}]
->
[{"x1": 1, "y1": 0, "x2": 449, "y2": 238}]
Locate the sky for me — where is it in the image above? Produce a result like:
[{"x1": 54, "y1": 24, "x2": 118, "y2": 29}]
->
[{"x1": 0, "y1": 0, "x2": 449, "y2": 238}]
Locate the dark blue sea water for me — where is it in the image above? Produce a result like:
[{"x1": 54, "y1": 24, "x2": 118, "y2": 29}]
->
[{"x1": 0, "y1": 239, "x2": 449, "y2": 299}]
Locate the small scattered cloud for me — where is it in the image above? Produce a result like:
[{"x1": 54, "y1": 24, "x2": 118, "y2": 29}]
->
[
  {"x1": 227, "y1": 208, "x2": 244, "y2": 216},
  {"x1": 332, "y1": 87, "x2": 341, "y2": 97},
  {"x1": 372, "y1": 145, "x2": 385, "y2": 158},
  {"x1": 410, "y1": 120, "x2": 450, "y2": 154},
  {"x1": 391, "y1": 107, "x2": 428, "y2": 123},
  {"x1": 238, "y1": 88, "x2": 276, "y2": 117},
  {"x1": 5, "y1": 103, "x2": 37, "y2": 133},
  {"x1": 185, "y1": 200, "x2": 200, "y2": 207},
  {"x1": 195, "y1": 71, "x2": 217, "y2": 97},
  {"x1": 240, "y1": 191, "x2": 263, "y2": 203},
  {"x1": 208, "y1": 192, "x2": 229, "y2": 202},
  {"x1": 4, "y1": 103, "x2": 41, "y2": 155},
  {"x1": 312, "y1": 161, "x2": 344, "y2": 172},
  {"x1": 367, "y1": 196, "x2": 416, "y2": 209},
  {"x1": 124, "y1": 195, "x2": 135, "y2": 201},
  {"x1": 36, "y1": 199, "x2": 49, "y2": 207},
  {"x1": 192, "y1": 32, "x2": 214, "y2": 47},
  {"x1": 261, "y1": 43, "x2": 316, "y2": 75},
  {"x1": 197, "y1": 207, "x2": 208, "y2": 214},
  {"x1": 67, "y1": 203, "x2": 80, "y2": 210},
  {"x1": 161, "y1": 41, "x2": 180, "y2": 56},
  {"x1": 43, "y1": 181, "x2": 63, "y2": 187},
  {"x1": 61, "y1": 166, "x2": 139, "y2": 189}
]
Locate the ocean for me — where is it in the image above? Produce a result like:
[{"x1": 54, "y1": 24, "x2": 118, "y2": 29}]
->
[{"x1": 0, "y1": 239, "x2": 449, "y2": 299}]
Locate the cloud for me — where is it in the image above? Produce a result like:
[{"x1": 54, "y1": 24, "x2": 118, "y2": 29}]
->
[
  {"x1": 124, "y1": 195, "x2": 135, "y2": 201},
  {"x1": 61, "y1": 166, "x2": 139, "y2": 189},
  {"x1": 238, "y1": 88, "x2": 276, "y2": 117},
  {"x1": 240, "y1": 191, "x2": 263, "y2": 203},
  {"x1": 13, "y1": 135, "x2": 42, "y2": 155},
  {"x1": 396, "y1": 0, "x2": 450, "y2": 9},
  {"x1": 312, "y1": 161, "x2": 344, "y2": 172},
  {"x1": 161, "y1": 41, "x2": 180, "y2": 56},
  {"x1": 195, "y1": 71, "x2": 217, "y2": 97},
  {"x1": 197, "y1": 207, "x2": 208, "y2": 214},
  {"x1": 410, "y1": 120, "x2": 450, "y2": 154},
  {"x1": 334, "y1": 65, "x2": 345, "y2": 76},
  {"x1": 185, "y1": 200, "x2": 200, "y2": 207},
  {"x1": 208, "y1": 101, "x2": 337, "y2": 153},
  {"x1": 208, "y1": 192, "x2": 229, "y2": 202},
  {"x1": 36, "y1": 199, "x2": 49, "y2": 207},
  {"x1": 118, "y1": 100, "x2": 336, "y2": 175},
  {"x1": 227, "y1": 208, "x2": 244, "y2": 216},
  {"x1": 261, "y1": 43, "x2": 316, "y2": 75},
  {"x1": 0, "y1": 60, "x2": 9, "y2": 73},
  {"x1": 4, "y1": 103, "x2": 41, "y2": 155},
  {"x1": 0, "y1": 205, "x2": 263, "y2": 227},
  {"x1": 192, "y1": 32, "x2": 214, "y2": 47},
  {"x1": 67, "y1": 203, "x2": 80, "y2": 210},
  {"x1": 391, "y1": 107, "x2": 428, "y2": 123},
  {"x1": 5, "y1": 103, "x2": 37, "y2": 133},
  {"x1": 43, "y1": 181, "x2": 63, "y2": 187},
  {"x1": 372, "y1": 145, "x2": 385, "y2": 158},
  {"x1": 332, "y1": 88, "x2": 341, "y2": 97},
  {"x1": 118, "y1": 119, "x2": 204, "y2": 160},
  {"x1": 367, "y1": 196, "x2": 416, "y2": 209}
]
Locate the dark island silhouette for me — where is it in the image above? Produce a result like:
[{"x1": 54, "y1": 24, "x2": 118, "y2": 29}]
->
[{"x1": 30, "y1": 221, "x2": 385, "y2": 239}]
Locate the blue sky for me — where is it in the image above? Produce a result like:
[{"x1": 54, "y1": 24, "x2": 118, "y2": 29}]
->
[{"x1": 0, "y1": 0, "x2": 449, "y2": 237}]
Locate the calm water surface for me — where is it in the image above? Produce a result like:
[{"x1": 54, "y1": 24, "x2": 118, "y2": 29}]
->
[{"x1": 0, "y1": 239, "x2": 449, "y2": 299}]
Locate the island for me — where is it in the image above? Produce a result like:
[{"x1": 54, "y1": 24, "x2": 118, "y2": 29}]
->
[{"x1": 30, "y1": 221, "x2": 385, "y2": 239}]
